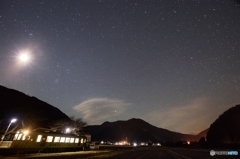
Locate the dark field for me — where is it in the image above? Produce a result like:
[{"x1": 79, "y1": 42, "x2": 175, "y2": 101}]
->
[{"x1": 1, "y1": 147, "x2": 239, "y2": 159}]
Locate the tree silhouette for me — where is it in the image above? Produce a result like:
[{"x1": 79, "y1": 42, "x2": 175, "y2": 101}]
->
[
  {"x1": 63, "y1": 116, "x2": 87, "y2": 135},
  {"x1": 21, "y1": 112, "x2": 49, "y2": 130},
  {"x1": 198, "y1": 137, "x2": 207, "y2": 148}
]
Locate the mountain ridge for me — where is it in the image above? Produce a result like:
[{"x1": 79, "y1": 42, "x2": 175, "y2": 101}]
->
[
  {"x1": 0, "y1": 85, "x2": 71, "y2": 131},
  {"x1": 84, "y1": 118, "x2": 207, "y2": 143}
]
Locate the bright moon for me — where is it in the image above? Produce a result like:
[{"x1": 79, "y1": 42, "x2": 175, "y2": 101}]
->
[
  {"x1": 12, "y1": 48, "x2": 36, "y2": 71},
  {"x1": 19, "y1": 53, "x2": 30, "y2": 62},
  {"x1": 17, "y1": 51, "x2": 32, "y2": 65}
]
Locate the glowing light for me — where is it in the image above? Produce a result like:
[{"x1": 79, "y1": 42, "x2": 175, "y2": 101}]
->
[
  {"x1": 23, "y1": 130, "x2": 29, "y2": 135},
  {"x1": 114, "y1": 141, "x2": 130, "y2": 146},
  {"x1": 19, "y1": 53, "x2": 29, "y2": 62},
  {"x1": 11, "y1": 118, "x2": 17, "y2": 123},
  {"x1": 187, "y1": 141, "x2": 190, "y2": 145},
  {"x1": 65, "y1": 128, "x2": 71, "y2": 133},
  {"x1": 17, "y1": 50, "x2": 31, "y2": 64}
]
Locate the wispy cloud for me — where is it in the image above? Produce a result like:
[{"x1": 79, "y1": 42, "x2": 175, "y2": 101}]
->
[
  {"x1": 73, "y1": 98, "x2": 130, "y2": 125},
  {"x1": 145, "y1": 97, "x2": 222, "y2": 134}
]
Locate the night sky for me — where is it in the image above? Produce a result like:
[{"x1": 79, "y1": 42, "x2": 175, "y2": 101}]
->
[{"x1": 1, "y1": 0, "x2": 240, "y2": 134}]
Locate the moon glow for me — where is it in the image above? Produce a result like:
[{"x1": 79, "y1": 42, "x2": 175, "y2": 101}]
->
[
  {"x1": 17, "y1": 50, "x2": 32, "y2": 65},
  {"x1": 19, "y1": 53, "x2": 30, "y2": 63}
]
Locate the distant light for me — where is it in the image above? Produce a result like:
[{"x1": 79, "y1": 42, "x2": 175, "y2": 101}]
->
[
  {"x1": 140, "y1": 142, "x2": 146, "y2": 146},
  {"x1": 187, "y1": 141, "x2": 190, "y2": 145},
  {"x1": 133, "y1": 143, "x2": 137, "y2": 147},
  {"x1": 11, "y1": 118, "x2": 17, "y2": 123}
]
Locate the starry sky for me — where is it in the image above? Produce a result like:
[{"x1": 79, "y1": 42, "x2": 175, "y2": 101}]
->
[{"x1": 0, "y1": 0, "x2": 240, "y2": 134}]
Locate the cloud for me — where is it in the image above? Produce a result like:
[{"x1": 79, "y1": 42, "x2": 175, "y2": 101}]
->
[
  {"x1": 145, "y1": 97, "x2": 222, "y2": 134},
  {"x1": 73, "y1": 98, "x2": 130, "y2": 125}
]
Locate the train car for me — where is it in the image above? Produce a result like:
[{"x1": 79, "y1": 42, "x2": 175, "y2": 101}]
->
[{"x1": 1, "y1": 130, "x2": 87, "y2": 154}]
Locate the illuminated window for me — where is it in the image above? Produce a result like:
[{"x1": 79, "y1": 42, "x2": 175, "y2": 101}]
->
[
  {"x1": 13, "y1": 134, "x2": 19, "y2": 140},
  {"x1": 60, "y1": 137, "x2": 65, "y2": 143},
  {"x1": 46, "y1": 136, "x2": 53, "y2": 142},
  {"x1": 81, "y1": 138, "x2": 83, "y2": 143},
  {"x1": 65, "y1": 137, "x2": 70, "y2": 143},
  {"x1": 36, "y1": 135, "x2": 42, "y2": 142},
  {"x1": 84, "y1": 139, "x2": 86, "y2": 143},
  {"x1": 75, "y1": 138, "x2": 79, "y2": 143},
  {"x1": 54, "y1": 137, "x2": 60, "y2": 143},
  {"x1": 17, "y1": 134, "x2": 22, "y2": 140},
  {"x1": 70, "y1": 138, "x2": 74, "y2": 143},
  {"x1": 22, "y1": 135, "x2": 26, "y2": 140}
]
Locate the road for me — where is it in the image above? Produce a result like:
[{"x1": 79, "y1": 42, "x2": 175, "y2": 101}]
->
[{"x1": 0, "y1": 147, "x2": 239, "y2": 159}]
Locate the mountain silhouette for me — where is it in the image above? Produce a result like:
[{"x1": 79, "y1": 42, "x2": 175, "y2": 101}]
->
[
  {"x1": 84, "y1": 118, "x2": 206, "y2": 143},
  {"x1": 0, "y1": 85, "x2": 71, "y2": 132},
  {"x1": 207, "y1": 104, "x2": 240, "y2": 146}
]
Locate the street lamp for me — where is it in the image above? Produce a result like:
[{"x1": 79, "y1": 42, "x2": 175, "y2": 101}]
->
[{"x1": 1, "y1": 118, "x2": 17, "y2": 141}]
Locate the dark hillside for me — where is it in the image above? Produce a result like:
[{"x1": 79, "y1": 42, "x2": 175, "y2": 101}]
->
[
  {"x1": 0, "y1": 85, "x2": 71, "y2": 132},
  {"x1": 207, "y1": 104, "x2": 240, "y2": 146}
]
